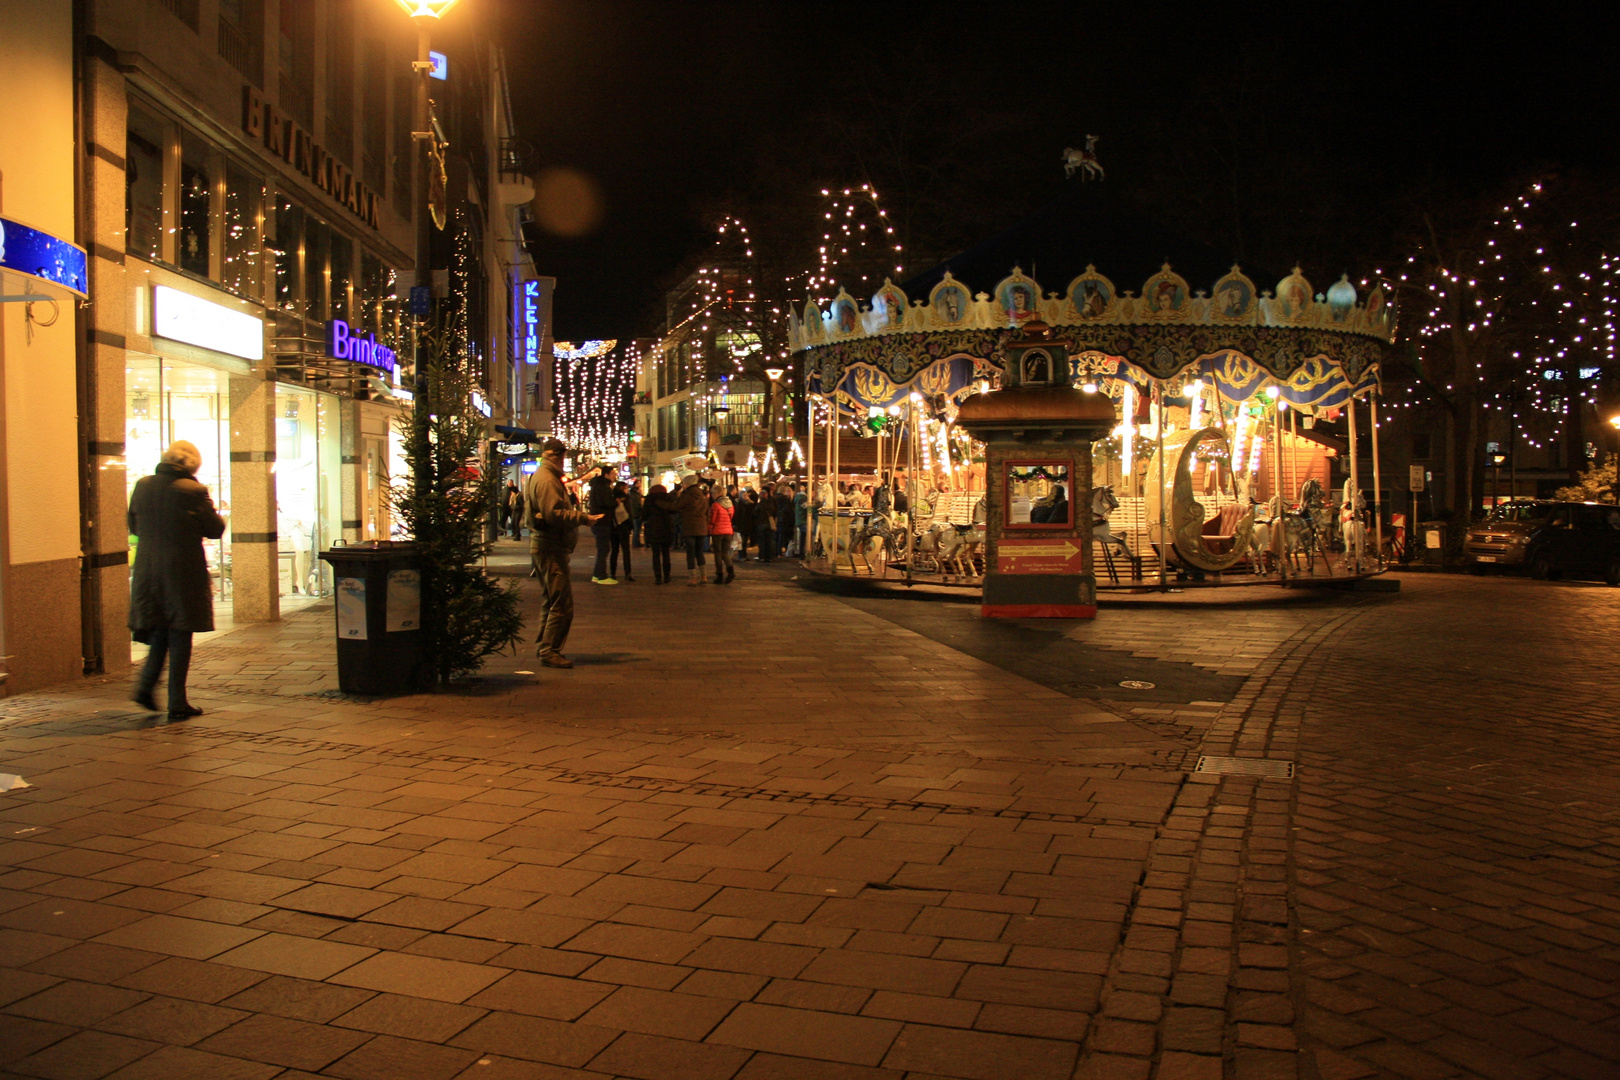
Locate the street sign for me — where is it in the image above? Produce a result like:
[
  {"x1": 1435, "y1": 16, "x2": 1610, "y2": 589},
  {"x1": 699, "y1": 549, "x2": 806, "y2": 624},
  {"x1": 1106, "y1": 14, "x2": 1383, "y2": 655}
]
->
[
  {"x1": 408, "y1": 286, "x2": 431, "y2": 315},
  {"x1": 996, "y1": 538, "x2": 1084, "y2": 574},
  {"x1": 1409, "y1": 464, "x2": 1426, "y2": 492}
]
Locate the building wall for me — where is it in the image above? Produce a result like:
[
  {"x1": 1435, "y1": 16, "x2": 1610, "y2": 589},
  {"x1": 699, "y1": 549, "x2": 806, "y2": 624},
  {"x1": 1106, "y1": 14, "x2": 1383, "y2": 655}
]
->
[{"x1": 0, "y1": 2, "x2": 84, "y2": 692}]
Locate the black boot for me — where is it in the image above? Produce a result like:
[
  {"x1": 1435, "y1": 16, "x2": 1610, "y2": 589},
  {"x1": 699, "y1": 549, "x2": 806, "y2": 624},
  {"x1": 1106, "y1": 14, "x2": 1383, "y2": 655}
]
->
[{"x1": 725, "y1": 567, "x2": 735, "y2": 583}]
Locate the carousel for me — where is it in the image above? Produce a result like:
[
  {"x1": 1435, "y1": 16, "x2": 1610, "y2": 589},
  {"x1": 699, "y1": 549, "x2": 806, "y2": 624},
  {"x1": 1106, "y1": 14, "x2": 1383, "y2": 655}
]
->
[{"x1": 793, "y1": 179, "x2": 1393, "y2": 603}]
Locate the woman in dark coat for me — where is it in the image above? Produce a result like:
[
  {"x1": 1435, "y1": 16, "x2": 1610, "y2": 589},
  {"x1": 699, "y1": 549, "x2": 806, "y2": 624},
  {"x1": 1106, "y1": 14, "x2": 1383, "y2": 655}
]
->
[
  {"x1": 129, "y1": 440, "x2": 226, "y2": 718},
  {"x1": 641, "y1": 484, "x2": 677, "y2": 584}
]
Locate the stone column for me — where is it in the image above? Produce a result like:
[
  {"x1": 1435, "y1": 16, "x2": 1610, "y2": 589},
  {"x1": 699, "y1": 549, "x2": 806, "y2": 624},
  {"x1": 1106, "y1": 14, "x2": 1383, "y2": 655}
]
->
[
  {"x1": 229, "y1": 376, "x2": 279, "y2": 622},
  {"x1": 340, "y1": 398, "x2": 362, "y2": 543},
  {"x1": 81, "y1": 54, "x2": 133, "y2": 674}
]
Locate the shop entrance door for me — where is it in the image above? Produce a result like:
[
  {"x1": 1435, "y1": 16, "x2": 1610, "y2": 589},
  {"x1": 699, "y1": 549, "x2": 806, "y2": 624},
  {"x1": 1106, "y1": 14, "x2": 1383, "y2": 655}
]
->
[
  {"x1": 275, "y1": 385, "x2": 342, "y2": 599},
  {"x1": 125, "y1": 354, "x2": 233, "y2": 602}
]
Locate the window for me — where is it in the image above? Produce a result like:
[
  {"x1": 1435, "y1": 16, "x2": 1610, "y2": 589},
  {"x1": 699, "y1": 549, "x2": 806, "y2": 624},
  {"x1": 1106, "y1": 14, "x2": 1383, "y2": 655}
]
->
[
  {"x1": 359, "y1": 252, "x2": 396, "y2": 336},
  {"x1": 279, "y1": 0, "x2": 314, "y2": 129},
  {"x1": 160, "y1": 0, "x2": 199, "y2": 31},
  {"x1": 1412, "y1": 434, "x2": 1431, "y2": 460},
  {"x1": 324, "y1": 0, "x2": 354, "y2": 165},
  {"x1": 222, "y1": 164, "x2": 263, "y2": 299},
  {"x1": 125, "y1": 108, "x2": 167, "y2": 263},
  {"x1": 1006, "y1": 461, "x2": 1072, "y2": 528},
  {"x1": 304, "y1": 216, "x2": 329, "y2": 321},
  {"x1": 218, "y1": 0, "x2": 263, "y2": 84},
  {"x1": 330, "y1": 231, "x2": 353, "y2": 324},
  {"x1": 677, "y1": 400, "x2": 690, "y2": 449},
  {"x1": 274, "y1": 196, "x2": 303, "y2": 313},
  {"x1": 178, "y1": 131, "x2": 214, "y2": 278},
  {"x1": 361, "y1": 38, "x2": 388, "y2": 193},
  {"x1": 392, "y1": 72, "x2": 413, "y2": 220}
]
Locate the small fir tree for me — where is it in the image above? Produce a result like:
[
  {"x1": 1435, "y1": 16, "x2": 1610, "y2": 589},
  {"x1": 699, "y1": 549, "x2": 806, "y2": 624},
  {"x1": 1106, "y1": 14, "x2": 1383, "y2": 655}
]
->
[{"x1": 391, "y1": 336, "x2": 523, "y2": 684}]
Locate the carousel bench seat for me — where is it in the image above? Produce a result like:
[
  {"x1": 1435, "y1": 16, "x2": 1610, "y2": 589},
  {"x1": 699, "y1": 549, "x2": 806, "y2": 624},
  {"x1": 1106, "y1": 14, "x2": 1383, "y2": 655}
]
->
[{"x1": 1202, "y1": 503, "x2": 1246, "y2": 555}]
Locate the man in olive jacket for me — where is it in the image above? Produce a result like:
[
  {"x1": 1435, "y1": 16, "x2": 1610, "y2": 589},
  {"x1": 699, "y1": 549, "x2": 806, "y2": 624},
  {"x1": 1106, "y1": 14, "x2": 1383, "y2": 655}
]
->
[{"x1": 523, "y1": 439, "x2": 601, "y2": 667}]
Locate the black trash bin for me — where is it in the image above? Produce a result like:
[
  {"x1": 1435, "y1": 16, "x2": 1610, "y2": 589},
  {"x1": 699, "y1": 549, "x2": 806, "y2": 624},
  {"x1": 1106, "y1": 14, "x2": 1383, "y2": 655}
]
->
[{"x1": 317, "y1": 541, "x2": 426, "y2": 695}]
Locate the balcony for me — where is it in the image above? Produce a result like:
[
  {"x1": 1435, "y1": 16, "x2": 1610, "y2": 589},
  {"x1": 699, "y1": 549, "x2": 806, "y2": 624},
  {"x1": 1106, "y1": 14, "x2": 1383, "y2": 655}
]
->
[{"x1": 497, "y1": 137, "x2": 538, "y2": 206}]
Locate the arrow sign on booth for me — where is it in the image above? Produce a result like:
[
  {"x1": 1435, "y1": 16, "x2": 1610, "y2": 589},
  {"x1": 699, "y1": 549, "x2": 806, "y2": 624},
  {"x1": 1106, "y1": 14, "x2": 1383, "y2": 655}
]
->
[{"x1": 997, "y1": 537, "x2": 1086, "y2": 574}]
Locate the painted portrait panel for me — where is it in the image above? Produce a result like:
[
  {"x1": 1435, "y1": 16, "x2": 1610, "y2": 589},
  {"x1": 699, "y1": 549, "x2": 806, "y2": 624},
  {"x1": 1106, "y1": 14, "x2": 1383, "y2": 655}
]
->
[
  {"x1": 932, "y1": 283, "x2": 968, "y2": 324},
  {"x1": 998, "y1": 281, "x2": 1039, "y2": 324},
  {"x1": 1070, "y1": 276, "x2": 1113, "y2": 319}
]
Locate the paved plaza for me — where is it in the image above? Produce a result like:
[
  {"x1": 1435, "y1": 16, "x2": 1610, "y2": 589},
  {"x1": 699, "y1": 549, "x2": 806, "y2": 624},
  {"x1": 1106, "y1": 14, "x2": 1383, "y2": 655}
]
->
[{"x1": 0, "y1": 550, "x2": 1616, "y2": 1080}]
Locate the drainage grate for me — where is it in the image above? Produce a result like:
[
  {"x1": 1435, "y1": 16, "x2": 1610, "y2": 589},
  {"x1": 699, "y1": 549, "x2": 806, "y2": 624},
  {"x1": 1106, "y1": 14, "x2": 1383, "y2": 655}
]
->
[{"x1": 1195, "y1": 755, "x2": 1295, "y2": 779}]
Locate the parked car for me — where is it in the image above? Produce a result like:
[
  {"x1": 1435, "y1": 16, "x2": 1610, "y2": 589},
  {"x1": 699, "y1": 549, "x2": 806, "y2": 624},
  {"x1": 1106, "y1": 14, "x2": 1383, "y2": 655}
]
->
[{"x1": 1463, "y1": 500, "x2": 1620, "y2": 584}]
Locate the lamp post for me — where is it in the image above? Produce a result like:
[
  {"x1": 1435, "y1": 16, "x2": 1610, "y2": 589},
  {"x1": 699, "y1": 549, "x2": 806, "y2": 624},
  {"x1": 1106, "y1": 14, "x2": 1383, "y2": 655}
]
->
[
  {"x1": 764, "y1": 365, "x2": 785, "y2": 475},
  {"x1": 395, "y1": 0, "x2": 461, "y2": 392}
]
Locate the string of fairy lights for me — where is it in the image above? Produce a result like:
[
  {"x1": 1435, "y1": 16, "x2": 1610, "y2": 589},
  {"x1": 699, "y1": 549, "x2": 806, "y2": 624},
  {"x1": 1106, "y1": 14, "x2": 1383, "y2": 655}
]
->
[
  {"x1": 1391, "y1": 178, "x2": 1617, "y2": 462},
  {"x1": 552, "y1": 338, "x2": 637, "y2": 457}
]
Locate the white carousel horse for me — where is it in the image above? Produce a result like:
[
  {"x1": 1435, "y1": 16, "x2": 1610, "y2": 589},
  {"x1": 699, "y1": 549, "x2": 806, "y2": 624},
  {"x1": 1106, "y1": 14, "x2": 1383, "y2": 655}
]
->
[
  {"x1": 1249, "y1": 495, "x2": 1282, "y2": 574},
  {"x1": 1062, "y1": 136, "x2": 1104, "y2": 181},
  {"x1": 917, "y1": 521, "x2": 970, "y2": 578},
  {"x1": 1340, "y1": 480, "x2": 1368, "y2": 572},
  {"x1": 1091, "y1": 485, "x2": 1135, "y2": 582}
]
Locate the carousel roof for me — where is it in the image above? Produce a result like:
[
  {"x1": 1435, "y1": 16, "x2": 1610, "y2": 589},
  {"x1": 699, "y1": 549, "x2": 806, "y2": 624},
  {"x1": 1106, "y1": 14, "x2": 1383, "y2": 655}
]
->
[{"x1": 902, "y1": 181, "x2": 1257, "y2": 301}]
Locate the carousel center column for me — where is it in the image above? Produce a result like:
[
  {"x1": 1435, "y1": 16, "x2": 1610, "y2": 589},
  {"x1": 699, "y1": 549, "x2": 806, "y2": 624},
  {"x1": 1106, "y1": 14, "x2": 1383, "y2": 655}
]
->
[{"x1": 229, "y1": 375, "x2": 280, "y2": 622}]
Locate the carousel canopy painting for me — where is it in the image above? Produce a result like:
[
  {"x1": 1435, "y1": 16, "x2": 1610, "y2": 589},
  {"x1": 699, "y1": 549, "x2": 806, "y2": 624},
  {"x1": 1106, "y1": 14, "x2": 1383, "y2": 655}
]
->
[{"x1": 792, "y1": 182, "x2": 1392, "y2": 413}]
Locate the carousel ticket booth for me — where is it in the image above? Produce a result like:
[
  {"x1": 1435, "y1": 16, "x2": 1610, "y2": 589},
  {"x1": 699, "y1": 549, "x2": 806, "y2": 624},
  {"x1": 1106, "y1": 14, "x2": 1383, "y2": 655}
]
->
[{"x1": 956, "y1": 322, "x2": 1115, "y2": 617}]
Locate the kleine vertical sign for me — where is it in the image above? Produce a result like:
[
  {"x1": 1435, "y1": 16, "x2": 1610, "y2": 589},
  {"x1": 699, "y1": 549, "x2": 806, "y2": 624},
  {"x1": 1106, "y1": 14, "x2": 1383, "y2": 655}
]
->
[{"x1": 515, "y1": 279, "x2": 541, "y2": 365}]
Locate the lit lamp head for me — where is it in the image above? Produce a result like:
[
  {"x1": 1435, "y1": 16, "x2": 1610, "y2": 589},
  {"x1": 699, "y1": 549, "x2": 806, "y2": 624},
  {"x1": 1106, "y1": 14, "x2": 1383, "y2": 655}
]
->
[
  {"x1": 764, "y1": 366, "x2": 785, "y2": 382},
  {"x1": 1264, "y1": 385, "x2": 1281, "y2": 399},
  {"x1": 395, "y1": 0, "x2": 462, "y2": 17}
]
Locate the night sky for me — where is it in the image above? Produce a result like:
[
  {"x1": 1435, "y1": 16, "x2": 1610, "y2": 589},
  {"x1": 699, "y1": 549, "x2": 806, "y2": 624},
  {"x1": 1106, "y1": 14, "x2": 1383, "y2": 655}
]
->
[{"x1": 496, "y1": 2, "x2": 1613, "y2": 342}]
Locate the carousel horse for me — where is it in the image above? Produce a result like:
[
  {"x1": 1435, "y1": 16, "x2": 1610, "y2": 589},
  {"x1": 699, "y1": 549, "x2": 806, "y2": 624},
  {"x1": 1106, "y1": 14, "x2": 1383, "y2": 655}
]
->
[
  {"x1": 848, "y1": 511, "x2": 898, "y2": 573},
  {"x1": 957, "y1": 496, "x2": 987, "y2": 579},
  {"x1": 1090, "y1": 485, "x2": 1135, "y2": 582},
  {"x1": 1284, "y1": 478, "x2": 1332, "y2": 573},
  {"x1": 1248, "y1": 495, "x2": 1282, "y2": 574},
  {"x1": 1340, "y1": 479, "x2": 1368, "y2": 572},
  {"x1": 1062, "y1": 136, "x2": 1104, "y2": 181}
]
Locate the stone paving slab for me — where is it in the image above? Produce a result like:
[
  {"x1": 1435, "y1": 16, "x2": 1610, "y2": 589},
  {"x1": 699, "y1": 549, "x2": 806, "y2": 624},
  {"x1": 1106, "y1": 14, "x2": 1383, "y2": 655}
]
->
[{"x1": 1, "y1": 560, "x2": 1616, "y2": 1079}]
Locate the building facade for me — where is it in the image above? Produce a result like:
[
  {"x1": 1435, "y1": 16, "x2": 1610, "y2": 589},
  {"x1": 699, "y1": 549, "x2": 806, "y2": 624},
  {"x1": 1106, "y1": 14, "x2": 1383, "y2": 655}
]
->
[
  {"x1": 0, "y1": 3, "x2": 84, "y2": 693},
  {"x1": 0, "y1": 0, "x2": 547, "y2": 696}
]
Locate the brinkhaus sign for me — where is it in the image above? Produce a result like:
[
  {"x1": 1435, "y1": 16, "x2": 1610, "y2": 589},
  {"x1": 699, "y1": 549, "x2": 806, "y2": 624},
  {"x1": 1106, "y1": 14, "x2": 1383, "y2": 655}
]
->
[{"x1": 241, "y1": 87, "x2": 381, "y2": 230}]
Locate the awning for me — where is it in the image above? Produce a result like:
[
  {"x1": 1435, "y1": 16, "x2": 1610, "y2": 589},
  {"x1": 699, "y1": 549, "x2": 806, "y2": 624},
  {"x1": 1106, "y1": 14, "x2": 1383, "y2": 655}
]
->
[{"x1": 494, "y1": 425, "x2": 539, "y2": 440}]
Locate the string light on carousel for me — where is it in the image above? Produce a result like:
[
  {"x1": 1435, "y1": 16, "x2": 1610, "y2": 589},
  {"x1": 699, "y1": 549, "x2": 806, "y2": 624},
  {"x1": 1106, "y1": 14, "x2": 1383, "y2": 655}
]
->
[{"x1": 792, "y1": 144, "x2": 1397, "y2": 603}]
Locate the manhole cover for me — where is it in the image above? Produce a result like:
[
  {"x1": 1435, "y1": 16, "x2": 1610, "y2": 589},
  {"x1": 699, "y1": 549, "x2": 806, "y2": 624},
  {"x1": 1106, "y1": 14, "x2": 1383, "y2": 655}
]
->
[
  {"x1": 1118, "y1": 680, "x2": 1156, "y2": 690},
  {"x1": 1195, "y1": 755, "x2": 1295, "y2": 779}
]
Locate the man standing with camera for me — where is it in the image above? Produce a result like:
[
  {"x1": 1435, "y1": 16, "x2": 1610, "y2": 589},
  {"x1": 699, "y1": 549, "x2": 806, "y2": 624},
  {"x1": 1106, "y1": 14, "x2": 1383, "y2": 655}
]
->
[{"x1": 524, "y1": 439, "x2": 602, "y2": 668}]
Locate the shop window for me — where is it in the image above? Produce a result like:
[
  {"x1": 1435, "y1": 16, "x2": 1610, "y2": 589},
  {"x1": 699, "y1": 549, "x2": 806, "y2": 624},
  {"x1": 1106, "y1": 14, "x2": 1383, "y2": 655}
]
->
[
  {"x1": 677, "y1": 400, "x2": 690, "y2": 449},
  {"x1": 178, "y1": 131, "x2": 213, "y2": 278},
  {"x1": 304, "y1": 216, "x2": 330, "y2": 321},
  {"x1": 273, "y1": 196, "x2": 303, "y2": 313},
  {"x1": 330, "y1": 231, "x2": 353, "y2": 324},
  {"x1": 125, "y1": 108, "x2": 167, "y2": 263},
  {"x1": 222, "y1": 164, "x2": 263, "y2": 300}
]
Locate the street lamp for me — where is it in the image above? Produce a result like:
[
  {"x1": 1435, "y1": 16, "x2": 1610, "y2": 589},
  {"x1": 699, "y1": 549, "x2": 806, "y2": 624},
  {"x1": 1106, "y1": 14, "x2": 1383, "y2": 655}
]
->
[{"x1": 396, "y1": 0, "x2": 462, "y2": 393}]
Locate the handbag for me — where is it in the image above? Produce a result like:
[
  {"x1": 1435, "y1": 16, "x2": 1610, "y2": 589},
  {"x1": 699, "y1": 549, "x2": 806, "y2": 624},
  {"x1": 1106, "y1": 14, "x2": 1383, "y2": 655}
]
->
[{"x1": 614, "y1": 503, "x2": 630, "y2": 525}]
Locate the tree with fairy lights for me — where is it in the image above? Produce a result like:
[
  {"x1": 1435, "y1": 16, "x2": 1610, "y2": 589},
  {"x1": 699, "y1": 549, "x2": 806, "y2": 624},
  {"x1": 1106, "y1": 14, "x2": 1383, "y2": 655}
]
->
[
  {"x1": 1394, "y1": 174, "x2": 1620, "y2": 515},
  {"x1": 660, "y1": 189, "x2": 906, "y2": 469}
]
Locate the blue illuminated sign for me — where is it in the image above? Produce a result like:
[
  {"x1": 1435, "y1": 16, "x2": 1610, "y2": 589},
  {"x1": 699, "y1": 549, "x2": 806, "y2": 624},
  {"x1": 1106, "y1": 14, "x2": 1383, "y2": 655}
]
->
[
  {"x1": 0, "y1": 216, "x2": 88, "y2": 297},
  {"x1": 429, "y1": 51, "x2": 448, "y2": 80},
  {"x1": 517, "y1": 279, "x2": 541, "y2": 365},
  {"x1": 326, "y1": 319, "x2": 396, "y2": 373}
]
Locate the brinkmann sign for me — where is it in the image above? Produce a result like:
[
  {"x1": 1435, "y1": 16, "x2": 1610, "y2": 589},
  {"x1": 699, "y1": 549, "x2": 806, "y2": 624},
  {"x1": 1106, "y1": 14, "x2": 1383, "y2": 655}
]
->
[{"x1": 241, "y1": 87, "x2": 381, "y2": 230}]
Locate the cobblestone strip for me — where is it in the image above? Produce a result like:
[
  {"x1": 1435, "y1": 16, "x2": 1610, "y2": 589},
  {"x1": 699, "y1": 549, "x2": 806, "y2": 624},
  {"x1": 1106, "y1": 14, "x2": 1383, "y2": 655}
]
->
[{"x1": 1078, "y1": 608, "x2": 1370, "y2": 1080}]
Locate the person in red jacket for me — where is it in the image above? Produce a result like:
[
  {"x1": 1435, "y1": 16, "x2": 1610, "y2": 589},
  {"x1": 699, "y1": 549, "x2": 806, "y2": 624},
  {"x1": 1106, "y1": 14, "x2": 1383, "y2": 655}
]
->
[{"x1": 708, "y1": 489, "x2": 735, "y2": 584}]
